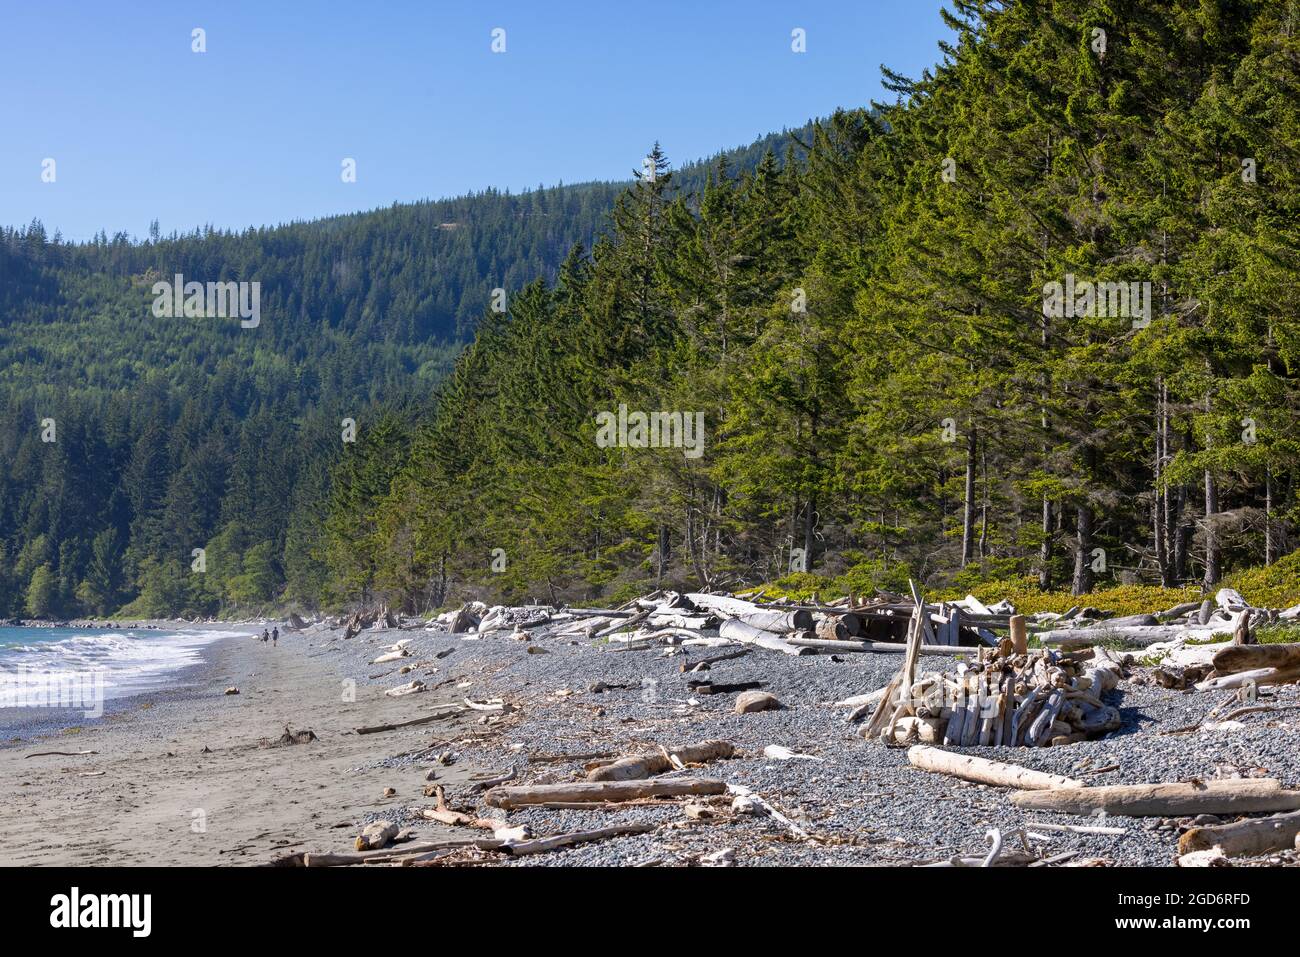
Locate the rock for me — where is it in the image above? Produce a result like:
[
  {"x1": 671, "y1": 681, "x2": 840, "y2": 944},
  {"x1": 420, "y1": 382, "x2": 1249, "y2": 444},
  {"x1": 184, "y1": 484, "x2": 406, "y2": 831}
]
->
[
  {"x1": 382, "y1": 787, "x2": 396, "y2": 798},
  {"x1": 223, "y1": 687, "x2": 239, "y2": 695},
  {"x1": 684, "y1": 802, "x2": 717, "y2": 820},
  {"x1": 735, "y1": 690, "x2": 780, "y2": 714},
  {"x1": 356, "y1": 821, "x2": 399, "y2": 851}
]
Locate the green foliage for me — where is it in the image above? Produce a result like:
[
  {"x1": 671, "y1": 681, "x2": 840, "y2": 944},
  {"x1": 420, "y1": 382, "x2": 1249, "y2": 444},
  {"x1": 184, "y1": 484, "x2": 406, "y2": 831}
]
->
[
  {"x1": 1220, "y1": 550, "x2": 1300, "y2": 611},
  {"x1": 24, "y1": 564, "x2": 58, "y2": 618}
]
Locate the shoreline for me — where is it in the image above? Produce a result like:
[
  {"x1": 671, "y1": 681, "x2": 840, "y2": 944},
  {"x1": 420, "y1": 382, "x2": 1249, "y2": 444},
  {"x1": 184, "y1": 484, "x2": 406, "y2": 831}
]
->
[{"x1": 0, "y1": 621, "x2": 264, "y2": 742}]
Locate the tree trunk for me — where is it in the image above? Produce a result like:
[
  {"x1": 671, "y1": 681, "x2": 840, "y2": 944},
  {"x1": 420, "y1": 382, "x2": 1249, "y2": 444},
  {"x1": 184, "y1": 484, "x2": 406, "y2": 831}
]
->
[
  {"x1": 1173, "y1": 482, "x2": 1190, "y2": 581},
  {"x1": 961, "y1": 428, "x2": 976, "y2": 567},
  {"x1": 1039, "y1": 497, "x2": 1053, "y2": 590},
  {"x1": 1266, "y1": 467, "x2": 1276, "y2": 566},
  {"x1": 802, "y1": 494, "x2": 815, "y2": 573},
  {"x1": 1204, "y1": 466, "x2": 1220, "y2": 588}
]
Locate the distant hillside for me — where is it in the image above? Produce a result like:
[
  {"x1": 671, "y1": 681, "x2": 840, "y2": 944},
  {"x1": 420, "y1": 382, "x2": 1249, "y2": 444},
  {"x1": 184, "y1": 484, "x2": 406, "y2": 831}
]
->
[{"x1": 0, "y1": 122, "x2": 814, "y2": 618}]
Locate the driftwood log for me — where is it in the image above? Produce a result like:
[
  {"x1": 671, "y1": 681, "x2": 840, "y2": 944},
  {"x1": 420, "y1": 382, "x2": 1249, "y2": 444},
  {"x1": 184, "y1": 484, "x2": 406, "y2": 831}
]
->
[
  {"x1": 1211, "y1": 642, "x2": 1300, "y2": 675},
  {"x1": 502, "y1": 823, "x2": 654, "y2": 856},
  {"x1": 353, "y1": 707, "x2": 463, "y2": 735},
  {"x1": 718, "y1": 619, "x2": 810, "y2": 655},
  {"x1": 1177, "y1": 808, "x2": 1300, "y2": 857},
  {"x1": 1011, "y1": 779, "x2": 1300, "y2": 817},
  {"x1": 789, "y1": 637, "x2": 982, "y2": 655},
  {"x1": 1195, "y1": 665, "x2": 1300, "y2": 691},
  {"x1": 484, "y1": 777, "x2": 726, "y2": 810},
  {"x1": 907, "y1": 746, "x2": 1082, "y2": 790}
]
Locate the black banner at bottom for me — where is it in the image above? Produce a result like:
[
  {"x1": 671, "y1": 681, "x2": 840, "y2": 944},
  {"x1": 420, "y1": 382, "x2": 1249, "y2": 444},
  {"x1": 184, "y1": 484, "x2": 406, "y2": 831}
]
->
[{"x1": 3, "y1": 864, "x2": 1288, "y2": 943}]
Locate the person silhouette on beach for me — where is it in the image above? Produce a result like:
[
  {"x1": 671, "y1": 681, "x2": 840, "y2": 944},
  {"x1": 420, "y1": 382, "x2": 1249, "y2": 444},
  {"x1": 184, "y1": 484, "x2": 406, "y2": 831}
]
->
[
  {"x1": 272, "y1": 627, "x2": 278, "y2": 646},
  {"x1": 261, "y1": 629, "x2": 269, "y2": 643}
]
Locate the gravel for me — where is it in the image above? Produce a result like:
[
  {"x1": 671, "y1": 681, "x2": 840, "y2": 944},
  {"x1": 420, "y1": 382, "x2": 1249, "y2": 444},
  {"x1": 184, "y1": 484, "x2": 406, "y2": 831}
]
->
[{"x1": 300, "y1": 617, "x2": 1300, "y2": 867}]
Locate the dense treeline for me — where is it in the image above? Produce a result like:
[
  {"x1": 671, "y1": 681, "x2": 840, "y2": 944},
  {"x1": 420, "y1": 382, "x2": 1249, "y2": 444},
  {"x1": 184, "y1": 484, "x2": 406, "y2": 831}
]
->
[
  {"x1": 329, "y1": 0, "x2": 1300, "y2": 612},
  {"x1": 0, "y1": 128, "x2": 809, "y2": 617}
]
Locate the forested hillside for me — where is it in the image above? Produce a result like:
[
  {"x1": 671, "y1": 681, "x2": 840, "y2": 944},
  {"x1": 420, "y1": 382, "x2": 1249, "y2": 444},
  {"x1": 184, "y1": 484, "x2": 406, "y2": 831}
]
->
[
  {"x1": 324, "y1": 0, "x2": 1300, "y2": 613},
  {"x1": 0, "y1": 126, "x2": 809, "y2": 618}
]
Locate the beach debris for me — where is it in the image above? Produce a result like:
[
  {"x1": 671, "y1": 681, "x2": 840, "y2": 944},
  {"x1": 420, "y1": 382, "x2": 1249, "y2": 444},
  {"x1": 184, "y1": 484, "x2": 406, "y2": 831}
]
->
[
  {"x1": 684, "y1": 802, "x2": 720, "y2": 820},
  {"x1": 587, "y1": 740, "x2": 734, "y2": 781},
  {"x1": 1177, "y1": 808, "x2": 1300, "y2": 858},
  {"x1": 355, "y1": 821, "x2": 400, "y2": 851},
  {"x1": 906, "y1": 746, "x2": 1083, "y2": 789},
  {"x1": 1010, "y1": 779, "x2": 1300, "y2": 817},
  {"x1": 860, "y1": 589, "x2": 1125, "y2": 747},
  {"x1": 353, "y1": 706, "x2": 464, "y2": 735},
  {"x1": 343, "y1": 606, "x2": 399, "y2": 640},
  {"x1": 726, "y1": 783, "x2": 810, "y2": 839},
  {"x1": 382, "y1": 787, "x2": 396, "y2": 798},
  {"x1": 468, "y1": 766, "x2": 518, "y2": 792},
  {"x1": 1192, "y1": 642, "x2": 1300, "y2": 691},
  {"x1": 1025, "y1": 820, "x2": 1127, "y2": 836},
  {"x1": 680, "y1": 648, "x2": 752, "y2": 672},
  {"x1": 224, "y1": 686, "x2": 240, "y2": 695},
  {"x1": 701, "y1": 848, "x2": 736, "y2": 866},
  {"x1": 735, "y1": 690, "x2": 780, "y2": 714},
  {"x1": 385, "y1": 680, "x2": 426, "y2": 698},
  {"x1": 463, "y1": 697, "x2": 515, "y2": 712},
  {"x1": 24, "y1": 750, "x2": 99, "y2": 759},
  {"x1": 762, "y1": 745, "x2": 823, "y2": 762},
  {"x1": 483, "y1": 777, "x2": 726, "y2": 810},
  {"x1": 261, "y1": 725, "x2": 319, "y2": 748},
  {"x1": 417, "y1": 785, "x2": 507, "y2": 830},
  {"x1": 500, "y1": 822, "x2": 654, "y2": 856}
]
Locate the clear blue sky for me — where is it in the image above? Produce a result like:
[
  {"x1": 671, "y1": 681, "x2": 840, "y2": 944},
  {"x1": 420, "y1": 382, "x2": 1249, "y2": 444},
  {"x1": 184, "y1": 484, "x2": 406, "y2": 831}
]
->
[{"x1": 1, "y1": 1, "x2": 954, "y2": 242}]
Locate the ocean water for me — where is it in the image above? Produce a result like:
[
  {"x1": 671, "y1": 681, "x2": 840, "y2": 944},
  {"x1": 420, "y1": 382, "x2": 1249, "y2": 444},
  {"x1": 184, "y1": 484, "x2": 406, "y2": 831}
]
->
[{"x1": 0, "y1": 625, "x2": 252, "y2": 708}]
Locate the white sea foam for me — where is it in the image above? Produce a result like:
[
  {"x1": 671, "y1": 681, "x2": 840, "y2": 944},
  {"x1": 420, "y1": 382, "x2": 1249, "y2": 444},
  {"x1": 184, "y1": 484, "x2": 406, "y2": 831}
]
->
[{"x1": 0, "y1": 627, "x2": 253, "y2": 705}]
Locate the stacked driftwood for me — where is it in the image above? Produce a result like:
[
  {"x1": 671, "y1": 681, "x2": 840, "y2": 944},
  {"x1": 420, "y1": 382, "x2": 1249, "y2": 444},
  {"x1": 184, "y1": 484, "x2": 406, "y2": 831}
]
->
[{"x1": 857, "y1": 589, "x2": 1126, "y2": 748}]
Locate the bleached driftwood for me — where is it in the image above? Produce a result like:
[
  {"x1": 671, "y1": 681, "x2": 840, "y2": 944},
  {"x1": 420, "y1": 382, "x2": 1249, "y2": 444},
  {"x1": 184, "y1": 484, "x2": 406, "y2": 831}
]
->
[
  {"x1": 907, "y1": 746, "x2": 1082, "y2": 790},
  {"x1": 484, "y1": 777, "x2": 726, "y2": 810},
  {"x1": 1195, "y1": 665, "x2": 1300, "y2": 692},
  {"x1": 719, "y1": 619, "x2": 809, "y2": 655},
  {"x1": 586, "y1": 738, "x2": 736, "y2": 782},
  {"x1": 503, "y1": 822, "x2": 654, "y2": 856},
  {"x1": 384, "y1": 680, "x2": 425, "y2": 698},
  {"x1": 1212, "y1": 642, "x2": 1300, "y2": 675},
  {"x1": 1011, "y1": 779, "x2": 1300, "y2": 817},
  {"x1": 1178, "y1": 808, "x2": 1300, "y2": 858}
]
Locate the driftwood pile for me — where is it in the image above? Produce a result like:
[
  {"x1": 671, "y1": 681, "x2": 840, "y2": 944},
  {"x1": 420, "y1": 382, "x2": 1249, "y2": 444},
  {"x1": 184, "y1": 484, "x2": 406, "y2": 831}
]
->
[
  {"x1": 429, "y1": 585, "x2": 1010, "y2": 659},
  {"x1": 855, "y1": 586, "x2": 1126, "y2": 748},
  {"x1": 1035, "y1": 587, "x2": 1295, "y2": 651}
]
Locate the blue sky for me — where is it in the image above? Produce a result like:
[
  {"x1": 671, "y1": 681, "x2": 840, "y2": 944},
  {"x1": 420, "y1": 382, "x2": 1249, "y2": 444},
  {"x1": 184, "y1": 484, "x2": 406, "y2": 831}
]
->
[{"x1": 1, "y1": 1, "x2": 955, "y2": 241}]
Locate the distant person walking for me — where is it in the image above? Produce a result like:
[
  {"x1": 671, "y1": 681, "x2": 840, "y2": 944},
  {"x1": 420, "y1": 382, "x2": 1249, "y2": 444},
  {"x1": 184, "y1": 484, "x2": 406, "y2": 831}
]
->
[
  {"x1": 272, "y1": 627, "x2": 278, "y2": 646},
  {"x1": 261, "y1": 629, "x2": 269, "y2": 643}
]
